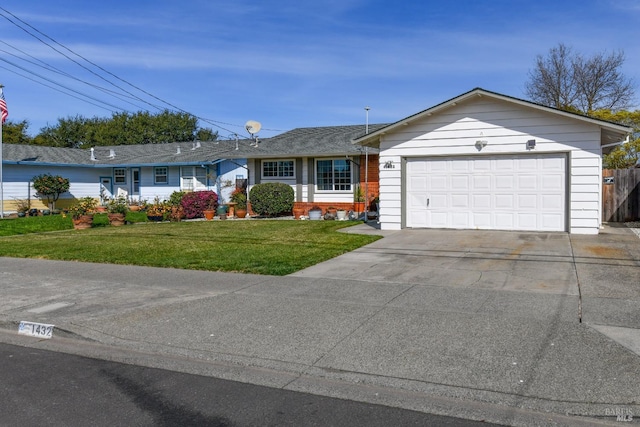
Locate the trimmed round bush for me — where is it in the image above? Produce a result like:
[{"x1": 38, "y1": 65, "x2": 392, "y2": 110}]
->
[
  {"x1": 249, "y1": 182, "x2": 294, "y2": 217},
  {"x1": 180, "y1": 190, "x2": 218, "y2": 219}
]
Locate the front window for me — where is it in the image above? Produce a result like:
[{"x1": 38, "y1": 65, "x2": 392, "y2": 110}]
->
[
  {"x1": 262, "y1": 160, "x2": 294, "y2": 178},
  {"x1": 154, "y1": 167, "x2": 168, "y2": 184},
  {"x1": 114, "y1": 168, "x2": 126, "y2": 184},
  {"x1": 316, "y1": 159, "x2": 351, "y2": 191},
  {"x1": 181, "y1": 166, "x2": 207, "y2": 190}
]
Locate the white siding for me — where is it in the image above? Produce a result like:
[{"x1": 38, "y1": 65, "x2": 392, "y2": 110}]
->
[{"x1": 377, "y1": 97, "x2": 604, "y2": 234}]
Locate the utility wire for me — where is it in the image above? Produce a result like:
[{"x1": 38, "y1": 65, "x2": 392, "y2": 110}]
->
[
  {"x1": 0, "y1": 43, "x2": 150, "y2": 111},
  {"x1": 0, "y1": 7, "x2": 241, "y2": 134}
]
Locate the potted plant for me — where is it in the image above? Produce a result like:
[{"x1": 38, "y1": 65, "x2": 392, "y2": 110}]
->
[
  {"x1": 69, "y1": 197, "x2": 98, "y2": 229},
  {"x1": 354, "y1": 184, "x2": 365, "y2": 214},
  {"x1": 106, "y1": 196, "x2": 128, "y2": 226},
  {"x1": 147, "y1": 197, "x2": 168, "y2": 222},
  {"x1": 216, "y1": 204, "x2": 228, "y2": 220},
  {"x1": 168, "y1": 191, "x2": 186, "y2": 222},
  {"x1": 203, "y1": 197, "x2": 217, "y2": 221},
  {"x1": 336, "y1": 208, "x2": 347, "y2": 220},
  {"x1": 230, "y1": 188, "x2": 248, "y2": 218},
  {"x1": 308, "y1": 206, "x2": 322, "y2": 220},
  {"x1": 292, "y1": 204, "x2": 305, "y2": 219}
]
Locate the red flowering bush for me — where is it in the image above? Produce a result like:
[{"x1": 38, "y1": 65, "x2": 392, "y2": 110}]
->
[{"x1": 180, "y1": 190, "x2": 218, "y2": 219}]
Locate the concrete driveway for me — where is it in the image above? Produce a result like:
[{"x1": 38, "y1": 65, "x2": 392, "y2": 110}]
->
[{"x1": 294, "y1": 222, "x2": 640, "y2": 331}]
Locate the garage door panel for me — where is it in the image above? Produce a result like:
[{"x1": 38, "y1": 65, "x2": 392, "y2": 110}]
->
[
  {"x1": 473, "y1": 175, "x2": 491, "y2": 190},
  {"x1": 495, "y1": 194, "x2": 514, "y2": 209},
  {"x1": 496, "y1": 175, "x2": 515, "y2": 190},
  {"x1": 452, "y1": 212, "x2": 470, "y2": 228},
  {"x1": 451, "y1": 175, "x2": 469, "y2": 190},
  {"x1": 430, "y1": 194, "x2": 448, "y2": 209},
  {"x1": 408, "y1": 177, "x2": 427, "y2": 193},
  {"x1": 541, "y1": 194, "x2": 563, "y2": 210},
  {"x1": 406, "y1": 154, "x2": 566, "y2": 231},
  {"x1": 473, "y1": 212, "x2": 491, "y2": 228},
  {"x1": 472, "y1": 194, "x2": 491, "y2": 209},
  {"x1": 495, "y1": 213, "x2": 514, "y2": 228},
  {"x1": 517, "y1": 213, "x2": 538, "y2": 229}
]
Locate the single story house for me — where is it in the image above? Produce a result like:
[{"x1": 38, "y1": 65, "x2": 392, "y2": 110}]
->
[
  {"x1": 354, "y1": 88, "x2": 632, "y2": 234},
  {"x1": 1, "y1": 88, "x2": 631, "y2": 232},
  {"x1": 1, "y1": 124, "x2": 384, "y2": 214}
]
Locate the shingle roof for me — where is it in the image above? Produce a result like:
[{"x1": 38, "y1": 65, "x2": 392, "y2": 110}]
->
[
  {"x1": 249, "y1": 124, "x2": 385, "y2": 158},
  {"x1": 2, "y1": 124, "x2": 384, "y2": 167}
]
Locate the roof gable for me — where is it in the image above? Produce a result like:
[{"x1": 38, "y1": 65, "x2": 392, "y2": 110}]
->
[{"x1": 353, "y1": 88, "x2": 632, "y2": 147}]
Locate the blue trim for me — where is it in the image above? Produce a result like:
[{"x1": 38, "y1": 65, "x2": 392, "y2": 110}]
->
[{"x1": 4, "y1": 159, "x2": 229, "y2": 168}]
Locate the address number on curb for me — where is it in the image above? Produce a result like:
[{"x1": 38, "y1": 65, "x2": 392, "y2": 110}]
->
[{"x1": 18, "y1": 321, "x2": 54, "y2": 339}]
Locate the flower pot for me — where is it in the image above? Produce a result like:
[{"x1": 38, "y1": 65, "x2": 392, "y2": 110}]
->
[
  {"x1": 336, "y1": 209, "x2": 347, "y2": 220},
  {"x1": 354, "y1": 201, "x2": 365, "y2": 214},
  {"x1": 147, "y1": 214, "x2": 163, "y2": 222},
  {"x1": 236, "y1": 208, "x2": 247, "y2": 218},
  {"x1": 308, "y1": 209, "x2": 322, "y2": 220},
  {"x1": 108, "y1": 213, "x2": 126, "y2": 226},
  {"x1": 72, "y1": 215, "x2": 93, "y2": 230},
  {"x1": 129, "y1": 205, "x2": 140, "y2": 212},
  {"x1": 293, "y1": 207, "x2": 305, "y2": 219},
  {"x1": 203, "y1": 210, "x2": 215, "y2": 221}
]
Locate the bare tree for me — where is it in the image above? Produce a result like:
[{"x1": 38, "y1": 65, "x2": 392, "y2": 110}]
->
[
  {"x1": 573, "y1": 50, "x2": 635, "y2": 112},
  {"x1": 525, "y1": 43, "x2": 635, "y2": 113},
  {"x1": 525, "y1": 44, "x2": 578, "y2": 110}
]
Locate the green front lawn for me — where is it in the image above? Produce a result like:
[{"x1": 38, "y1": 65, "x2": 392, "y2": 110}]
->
[{"x1": 0, "y1": 217, "x2": 381, "y2": 275}]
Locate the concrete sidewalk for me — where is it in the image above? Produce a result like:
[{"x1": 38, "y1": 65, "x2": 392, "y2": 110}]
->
[{"x1": 0, "y1": 224, "x2": 639, "y2": 426}]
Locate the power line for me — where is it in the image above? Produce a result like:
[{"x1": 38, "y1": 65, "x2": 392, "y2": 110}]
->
[{"x1": 0, "y1": 7, "x2": 242, "y2": 135}]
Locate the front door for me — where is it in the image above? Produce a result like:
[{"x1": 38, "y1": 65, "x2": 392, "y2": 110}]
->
[{"x1": 100, "y1": 177, "x2": 113, "y2": 204}]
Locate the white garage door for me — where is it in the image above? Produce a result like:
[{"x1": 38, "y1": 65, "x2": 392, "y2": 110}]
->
[{"x1": 406, "y1": 154, "x2": 566, "y2": 232}]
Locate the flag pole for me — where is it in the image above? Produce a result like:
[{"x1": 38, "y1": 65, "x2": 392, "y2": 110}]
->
[{"x1": 0, "y1": 84, "x2": 4, "y2": 219}]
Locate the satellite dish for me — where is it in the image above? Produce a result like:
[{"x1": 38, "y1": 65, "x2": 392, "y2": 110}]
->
[{"x1": 245, "y1": 120, "x2": 262, "y2": 135}]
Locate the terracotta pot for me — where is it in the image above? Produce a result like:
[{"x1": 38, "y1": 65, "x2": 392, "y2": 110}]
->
[
  {"x1": 236, "y1": 208, "x2": 247, "y2": 218},
  {"x1": 72, "y1": 215, "x2": 93, "y2": 230},
  {"x1": 129, "y1": 205, "x2": 140, "y2": 212},
  {"x1": 108, "y1": 213, "x2": 126, "y2": 226},
  {"x1": 354, "y1": 201, "x2": 365, "y2": 213},
  {"x1": 203, "y1": 210, "x2": 215, "y2": 221},
  {"x1": 293, "y1": 207, "x2": 305, "y2": 219}
]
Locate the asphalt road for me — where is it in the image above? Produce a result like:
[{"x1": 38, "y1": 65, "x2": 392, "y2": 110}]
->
[{"x1": 0, "y1": 343, "x2": 499, "y2": 427}]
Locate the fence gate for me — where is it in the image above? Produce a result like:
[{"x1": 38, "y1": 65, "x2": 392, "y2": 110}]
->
[{"x1": 603, "y1": 169, "x2": 640, "y2": 222}]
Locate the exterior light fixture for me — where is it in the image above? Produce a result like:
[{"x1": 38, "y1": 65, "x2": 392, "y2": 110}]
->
[
  {"x1": 475, "y1": 140, "x2": 488, "y2": 151},
  {"x1": 526, "y1": 139, "x2": 536, "y2": 150}
]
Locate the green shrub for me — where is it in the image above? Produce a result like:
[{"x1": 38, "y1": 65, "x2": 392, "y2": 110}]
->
[
  {"x1": 32, "y1": 174, "x2": 70, "y2": 210},
  {"x1": 249, "y1": 182, "x2": 294, "y2": 217}
]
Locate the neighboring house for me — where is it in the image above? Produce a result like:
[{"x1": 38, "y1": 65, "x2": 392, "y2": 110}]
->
[
  {"x1": 2, "y1": 141, "x2": 250, "y2": 211},
  {"x1": 354, "y1": 88, "x2": 632, "y2": 234},
  {"x1": 1, "y1": 124, "x2": 384, "y2": 213}
]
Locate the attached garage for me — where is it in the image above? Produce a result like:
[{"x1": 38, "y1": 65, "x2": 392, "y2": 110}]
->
[
  {"x1": 354, "y1": 88, "x2": 632, "y2": 234},
  {"x1": 406, "y1": 154, "x2": 566, "y2": 231}
]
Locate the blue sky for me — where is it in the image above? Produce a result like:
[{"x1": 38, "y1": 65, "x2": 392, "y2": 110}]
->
[{"x1": 1, "y1": 0, "x2": 639, "y2": 138}]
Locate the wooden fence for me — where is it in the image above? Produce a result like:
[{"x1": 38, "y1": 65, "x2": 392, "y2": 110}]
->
[{"x1": 602, "y1": 169, "x2": 640, "y2": 222}]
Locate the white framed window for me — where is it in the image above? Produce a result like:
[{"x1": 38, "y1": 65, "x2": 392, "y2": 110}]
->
[
  {"x1": 154, "y1": 167, "x2": 168, "y2": 184},
  {"x1": 316, "y1": 159, "x2": 351, "y2": 191},
  {"x1": 114, "y1": 168, "x2": 126, "y2": 184},
  {"x1": 181, "y1": 166, "x2": 207, "y2": 190},
  {"x1": 262, "y1": 160, "x2": 294, "y2": 178}
]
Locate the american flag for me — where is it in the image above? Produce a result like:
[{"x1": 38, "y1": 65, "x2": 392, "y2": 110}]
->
[{"x1": 0, "y1": 88, "x2": 8, "y2": 124}]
